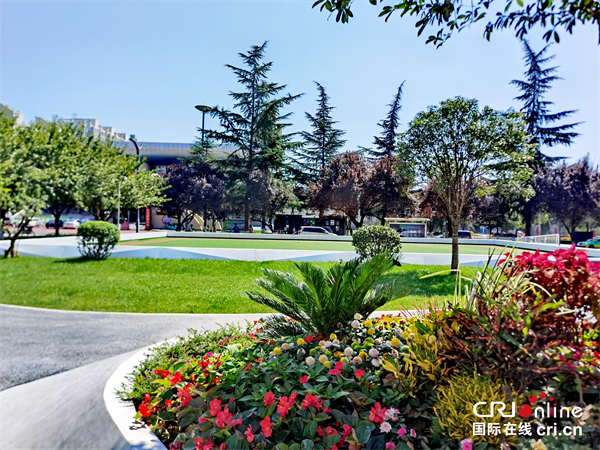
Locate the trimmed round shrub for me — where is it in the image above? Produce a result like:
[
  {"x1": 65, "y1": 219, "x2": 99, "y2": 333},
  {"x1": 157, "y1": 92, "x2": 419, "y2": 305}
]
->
[
  {"x1": 77, "y1": 221, "x2": 120, "y2": 260},
  {"x1": 352, "y1": 225, "x2": 402, "y2": 263}
]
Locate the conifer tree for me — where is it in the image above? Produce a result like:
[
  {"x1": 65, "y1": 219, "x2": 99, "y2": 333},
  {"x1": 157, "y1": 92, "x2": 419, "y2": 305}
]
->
[
  {"x1": 511, "y1": 40, "x2": 580, "y2": 163},
  {"x1": 370, "y1": 82, "x2": 405, "y2": 158},
  {"x1": 203, "y1": 42, "x2": 302, "y2": 230},
  {"x1": 295, "y1": 82, "x2": 346, "y2": 183}
]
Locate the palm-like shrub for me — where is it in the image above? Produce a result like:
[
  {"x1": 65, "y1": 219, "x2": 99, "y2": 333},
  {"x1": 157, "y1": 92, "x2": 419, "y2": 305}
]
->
[{"x1": 246, "y1": 254, "x2": 404, "y2": 337}]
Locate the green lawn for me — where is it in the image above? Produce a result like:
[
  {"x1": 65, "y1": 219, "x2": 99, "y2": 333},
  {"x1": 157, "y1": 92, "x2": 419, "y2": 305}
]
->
[
  {"x1": 0, "y1": 257, "x2": 479, "y2": 313},
  {"x1": 122, "y1": 237, "x2": 511, "y2": 255}
]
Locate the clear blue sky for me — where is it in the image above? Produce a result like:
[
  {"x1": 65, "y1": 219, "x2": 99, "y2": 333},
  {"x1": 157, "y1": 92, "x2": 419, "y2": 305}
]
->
[{"x1": 1, "y1": 0, "x2": 598, "y2": 164}]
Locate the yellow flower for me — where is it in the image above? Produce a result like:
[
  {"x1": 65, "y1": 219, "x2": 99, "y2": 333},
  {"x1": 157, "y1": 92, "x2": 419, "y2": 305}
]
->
[
  {"x1": 358, "y1": 351, "x2": 368, "y2": 360},
  {"x1": 532, "y1": 441, "x2": 547, "y2": 450},
  {"x1": 342, "y1": 337, "x2": 348, "y2": 344},
  {"x1": 391, "y1": 338, "x2": 401, "y2": 348},
  {"x1": 324, "y1": 360, "x2": 331, "y2": 368},
  {"x1": 367, "y1": 329, "x2": 375, "y2": 336},
  {"x1": 363, "y1": 320, "x2": 373, "y2": 328},
  {"x1": 341, "y1": 357, "x2": 349, "y2": 363},
  {"x1": 319, "y1": 355, "x2": 328, "y2": 364},
  {"x1": 273, "y1": 347, "x2": 282, "y2": 355},
  {"x1": 401, "y1": 330, "x2": 410, "y2": 339},
  {"x1": 334, "y1": 351, "x2": 343, "y2": 359},
  {"x1": 330, "y1": 334, "x2": 337, "y2": 340},
  {"x1": 297, "y1": 338, "x2": 305, "y2": 346}
]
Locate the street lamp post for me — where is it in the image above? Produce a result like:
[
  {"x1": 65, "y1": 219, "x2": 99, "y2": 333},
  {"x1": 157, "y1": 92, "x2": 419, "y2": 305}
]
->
[
  {"x1": 195, "y1": 105, "x2": 210, "y2": 142},
  {"x1": 129, "y1": 137, "x2": 142, "y2": 233}
]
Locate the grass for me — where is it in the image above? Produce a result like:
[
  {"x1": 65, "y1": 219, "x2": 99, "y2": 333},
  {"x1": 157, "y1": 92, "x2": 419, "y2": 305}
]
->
[
  {"x1": 121, "y1": 237, "x2": 512, "y2": 255},
  {"x1": 0, "y1": 257, "x2": 479, "y2": 313}
]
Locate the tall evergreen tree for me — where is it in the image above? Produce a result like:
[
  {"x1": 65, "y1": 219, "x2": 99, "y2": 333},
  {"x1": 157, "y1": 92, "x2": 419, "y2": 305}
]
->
[
  {"x1": 370, "y1": 82, "x2": 405, "y2": 158},
  {"x1": 204, "y1": 42, "x2": 302, "y2": 230},
  {"x1": 511, "y1": 40, "x2": 580, "y2": 162},
  {"x1": 294, "y1": 82, "x2": 346, "y2": 183}
]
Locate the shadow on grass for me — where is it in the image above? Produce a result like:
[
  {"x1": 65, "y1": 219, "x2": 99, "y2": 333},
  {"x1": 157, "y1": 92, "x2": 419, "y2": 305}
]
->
[{"x1": 379, "y1": 265, "x2": 468, "y2": 302}]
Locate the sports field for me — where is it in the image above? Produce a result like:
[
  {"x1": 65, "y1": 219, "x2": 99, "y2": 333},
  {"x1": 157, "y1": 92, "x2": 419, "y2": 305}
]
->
[{"x1": 121, "y1": 237, "x2": 515, "y2": 255}]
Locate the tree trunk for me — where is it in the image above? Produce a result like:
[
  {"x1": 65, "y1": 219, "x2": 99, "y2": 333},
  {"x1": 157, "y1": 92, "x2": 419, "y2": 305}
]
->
[
  {"x1": 53, "y1": 212, "x2": 62, "y2": 237},
  {"x1": 176, "y1": 212, "x2": 182, "y2": 231},
  {"x1": 450, "y1": 216, "x2": 459, "y2": 270},
  {"x1": 4, "y1": 218, "x2": 29, "y2": 258},
  {"x1": 244, "y1": 189, "x2": 250, "y2": 233},
  {"x1": 523, "y1": 209, "x2": 533, "y2": 236}
]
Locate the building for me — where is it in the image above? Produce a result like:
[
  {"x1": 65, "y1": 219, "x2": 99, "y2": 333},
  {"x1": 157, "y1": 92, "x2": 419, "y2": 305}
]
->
[
  {"x1": 0, "y1": 103, "x2": 24, "y2": 125},
  {"x1": 67, "y1": 118, "x2": 127, "y2": 141},
  {"x1": 123, "y1": 139, "x2": 236, "y2": 171}
]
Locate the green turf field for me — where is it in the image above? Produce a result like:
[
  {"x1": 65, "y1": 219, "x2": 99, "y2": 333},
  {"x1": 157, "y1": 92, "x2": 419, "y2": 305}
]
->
[
  {"x1": 0, "y1": 257, "x2": 479, "y2": 313},
  {"x1": 122, "y1": 237, "x2": 513, "y2": 255}
]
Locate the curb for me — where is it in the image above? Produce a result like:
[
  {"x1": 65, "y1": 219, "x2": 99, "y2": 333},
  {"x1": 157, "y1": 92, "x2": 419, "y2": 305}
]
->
[{"x1": 104, "y1": 342, "x2": 173, "y2": 450}]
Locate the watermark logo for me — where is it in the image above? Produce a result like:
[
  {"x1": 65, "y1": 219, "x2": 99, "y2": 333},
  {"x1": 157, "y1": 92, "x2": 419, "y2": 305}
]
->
[{"x1": 471, "y1": 391, "x2": 584, "y2": 438}]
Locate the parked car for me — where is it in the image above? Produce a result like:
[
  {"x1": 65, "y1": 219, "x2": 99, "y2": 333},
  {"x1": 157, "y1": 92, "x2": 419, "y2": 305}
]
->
[
  {"x1": 28, "y1": 219, "x2": 45, "y2": 227},
  {"x1": 63, "y1": 219, "x2": 80, "y2": 229},
  {"x1": 458, "y1": 230, "x2": 472, "y2": 239},
  {"x1": 297, "y1": 226, "x2": 336, "y2": 236},
  {"x1": 577, "y1": 237, "x2": 600, "y2": 249},
  {"x1": 46, "y1": 219, "x2": 64, "y2": 228}
]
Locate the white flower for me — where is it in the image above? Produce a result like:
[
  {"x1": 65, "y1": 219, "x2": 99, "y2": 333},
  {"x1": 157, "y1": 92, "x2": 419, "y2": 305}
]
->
[
  {"x1": 374, "y1": 339, "x2": 382, "y2": 345},
  {"x1": 354, "y1": 313, "x2": 363, "y2": 320},
  {"x1": 269, "y1": 351, "x2": 274, "y2": 356},
  {"x1": 391, "y1": 349, "x2": 399, "y2": 358},
  {"x1": 305, "y1": 356, "x2": 315, "y2": 366},
  {"x1": 385, "y1": 408, "x2": 399, "y2": 419},
  {"x1": 369, "y1": 348, "x2": 379, "y2": 358},
  {"x1": 319, "y1": 340, "x2": 326, "y2": 347},
  {"x1": 344, "y1": 347, "x2": 354, "y2": 356},
  {"x1": 324, "y1": 341, "x2": 332, "y2": 348},
  {"x1": 352, "y1": 356, "x2": 362, "y2": 365},
  {"x1": 281, "y1": 343, "x2": 290, "y2": 350},
  {"x1": 371, "y1": 358, "x2": 380, "y2": 367},
  {"x1": 351, "y1": 320, "x2": 361, "y2": 329},
  {"x1": 380, "y1": 422, "x2": 392, "y2": 433},
  {"x1": 332, "y1": 339, "x2": 340, "y2": 345}
]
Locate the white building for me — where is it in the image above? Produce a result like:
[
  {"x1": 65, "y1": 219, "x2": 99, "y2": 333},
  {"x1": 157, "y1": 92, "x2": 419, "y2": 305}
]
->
[
  {"x1": 68, "y1": 118, "x2": 127, "y2": 141},
  {"x1": 0, "y1": 103, "x2": 24, "y2": 125}
]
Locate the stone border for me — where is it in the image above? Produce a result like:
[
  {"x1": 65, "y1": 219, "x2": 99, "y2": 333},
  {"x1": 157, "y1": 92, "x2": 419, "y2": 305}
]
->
[{"x1": 104, "y1": 342, "x2": 170, "y2": 450}]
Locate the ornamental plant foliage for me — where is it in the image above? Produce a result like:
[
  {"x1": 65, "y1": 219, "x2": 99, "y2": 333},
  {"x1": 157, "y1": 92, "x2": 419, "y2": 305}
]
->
[
  {"x1": 124, "y1": 247, "x2": 600, "y2": 450},
  {"x1": 76, "y1": 221, "x2": 120, "y2": 260},
  {"x1": 352, "y1": 225, "x2": 402, "y2": 265}
]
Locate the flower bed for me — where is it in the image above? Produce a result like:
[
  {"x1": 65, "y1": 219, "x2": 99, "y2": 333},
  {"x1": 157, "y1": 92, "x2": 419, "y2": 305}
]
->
[{"x1": 121, "y1": 247, "x2": 600, "y2": 450}]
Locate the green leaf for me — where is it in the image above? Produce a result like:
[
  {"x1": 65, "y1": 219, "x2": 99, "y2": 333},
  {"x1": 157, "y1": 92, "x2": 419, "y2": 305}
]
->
[
  {"x1": 301, "y1": 439, "x2": 315, "y2": 450},
  {"x1": 226, "y1": 432, "x2": 240, "y2": 450},
  {"x1": 304, "y1": 420, "x2": 318, "y2": 438},
  {"x1": 292, "y1": 418, "x2": 305, "y2": 440},
  {"x1": 323, "y1": 434, "x2": 341, "y2": 447},
  {"x1": 355, "y1": 425, "x2": 372, "y2": 445}
]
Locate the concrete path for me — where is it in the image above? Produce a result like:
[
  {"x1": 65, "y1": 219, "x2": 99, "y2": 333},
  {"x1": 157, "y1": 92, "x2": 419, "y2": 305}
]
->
[{"x1": 0, "y1": 304, "x2": 262, "y2": 391}]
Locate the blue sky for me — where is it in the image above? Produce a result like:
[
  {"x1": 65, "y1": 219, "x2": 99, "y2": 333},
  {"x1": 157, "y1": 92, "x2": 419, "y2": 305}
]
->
[{"x1": 1, "y1": 0, "x2": 598, "y2": 164}]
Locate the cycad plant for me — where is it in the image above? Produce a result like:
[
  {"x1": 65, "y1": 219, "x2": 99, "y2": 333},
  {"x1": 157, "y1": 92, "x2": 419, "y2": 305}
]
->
[{"x1": 246, "y1": 254, "x2": 404, "y2": 337}]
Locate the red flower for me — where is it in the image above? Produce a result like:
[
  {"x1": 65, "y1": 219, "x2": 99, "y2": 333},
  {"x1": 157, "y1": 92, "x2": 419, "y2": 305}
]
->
[
  {"x1": 198, "y1": 417, "x2": 207, "y2": 423},
  {"x1": 138, "y1": 403, "x2": 152, "y2": 418},
  {"x1": 244, "y1": 363, "x2": 252, "y2": 371},
  {"x1": 255, "y1": 358, "x2": 264, "y2": 363},
  {"x1": 301, "y1": 393, "x2": 323, "y2": 410},
  {"x1": 144, "y1": 394, "x2": 151, "y2": 403},
  {"x1": 299, "y1": 375, "x2": 309, "y2": 384},
  {"x1": 335, "y1": 361, "x2": 345, "y2": 370},
  {"x1": 260, "y1": 416, "x2": 273, "y2": 438},
  {"x1": 165, "y1": 400, "x2": 172, "y2": 408},
  {"x1": 177, "y1": 384, "x2": 192, "y2": 407},
  {"x1": 169, "y1": 372, "x2": 184, "y2": 386},
  {"x1": 329, "y1": 369, "x2": 341, "y2": 376},
  {"x1": 355, "y1": 369, "x2": 366, "y2": 378},
  {"x1": 216, "y1": 410, "x2": 233, "y2": 429},
  {"x1": 317, "y1": 426, "x2": 323, "y2": 437},
  {"x1": 194, "y1": 437, "x2": 214, "y2": 450},
  {"x1": 209, "y1": 398, "x2": 222, "y2": 416},
  {"x1": 245, "y1": 427, "x2": 255, "y2": 442},
  {"x1": 305, "y1": 335, "x2": 314, "y2": 343},
  {"x1": 369, "y1": 402, "x2": 387, "y2": 424},
  {"x1": 264, "y1": 391, "x2": 276, "y2": 407},
  {"x1": 277, "y1": 394, "x2": 297, "y2": 418}
]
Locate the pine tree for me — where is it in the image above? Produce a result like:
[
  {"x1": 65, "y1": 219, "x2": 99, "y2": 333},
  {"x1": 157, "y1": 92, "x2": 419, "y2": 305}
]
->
[
  {"x1": 203, "y1": 42, "x2": 302, "y2": 230},
  {"x1": 370, "y1": 82, "x2": 405, "y2": 158},
  {"x1": 295, "y1": 82, "x2": 346, "y2": 183},
  {"x1": 511, "y1": 40, "x2": 580, "y2": 162}
]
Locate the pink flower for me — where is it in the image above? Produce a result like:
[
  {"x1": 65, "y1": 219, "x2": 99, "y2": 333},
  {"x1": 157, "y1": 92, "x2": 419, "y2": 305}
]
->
[
  {"x1": 209, "y1": 399, "x2": 221, "y2": 416},
  {"x1": 245, "y1": 427, "x2": 255, "y2": 443},
  {"x1": 329, "y1": 369, "x2": 342, "y2": 376},
  {"x1": 380, "y1": 422, "x2": 392, "y2": 433},
  {"x1": 300, "y1": 375, "x2": 309, "y2": 384},
  {"x1": 398, "y1": 428, "x2": 407, "y2": 437},
  {"x1": 410, "y1": 429, "x2": 417, "y2": 438},
  {"x1": 355, "y1": 369, "x2": 366, "y2": 378},
  {"x1": 460, "y1": 439, "x2": 473, "y2": 450},
  {"x1": 369, "y1": 402, "x2": 387, "y2": 424},
  {"x1": 385, "y1": 444, "x2": 395, "y2": 450},
  {"x1": 260, "y1": 416, "x2": 272, "y2": 438}
]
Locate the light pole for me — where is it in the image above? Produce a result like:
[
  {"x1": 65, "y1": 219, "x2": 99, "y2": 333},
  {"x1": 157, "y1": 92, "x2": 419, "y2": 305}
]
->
[
  {"x1": 129, "y1": 137, "x2": 141, "y2": 233},
  {"x1": 117, "y1": 176, "x2": 128, "y2": 228},
  {"x1": 195, "y1": 105, "x2": 210, "y2": 142}
]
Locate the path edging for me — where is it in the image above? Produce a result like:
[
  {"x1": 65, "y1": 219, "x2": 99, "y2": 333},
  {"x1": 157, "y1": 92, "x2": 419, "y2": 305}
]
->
[{"x1": 104, "y1": 342, "x2": 174, "y2": 450}]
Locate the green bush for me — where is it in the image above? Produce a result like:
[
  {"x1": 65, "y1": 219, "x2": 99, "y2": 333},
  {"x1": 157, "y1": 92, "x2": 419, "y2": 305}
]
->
[
  {"x1": 76, "y1": 221, "x2": 120, "y2": 260},
  {"x1": 352, "y1": 225, "x2": 402, "y2": 263}
]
